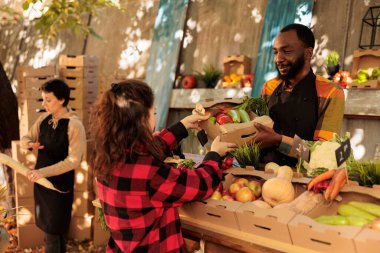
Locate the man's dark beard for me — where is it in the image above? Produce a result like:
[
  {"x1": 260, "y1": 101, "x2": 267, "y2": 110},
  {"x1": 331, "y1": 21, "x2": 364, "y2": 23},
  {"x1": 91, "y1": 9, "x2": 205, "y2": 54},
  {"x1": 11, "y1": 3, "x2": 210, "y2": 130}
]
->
[{"x1": 276, "y1": 55, "x2": 305, "y2": 81}]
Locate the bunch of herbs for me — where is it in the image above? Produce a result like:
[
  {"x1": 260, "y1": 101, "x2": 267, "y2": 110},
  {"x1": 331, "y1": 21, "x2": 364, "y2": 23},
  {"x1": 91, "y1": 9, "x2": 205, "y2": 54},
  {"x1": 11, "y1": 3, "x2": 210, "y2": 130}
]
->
[{"x1": 232, "y1": 143, "x2": 260, "y2": 168}]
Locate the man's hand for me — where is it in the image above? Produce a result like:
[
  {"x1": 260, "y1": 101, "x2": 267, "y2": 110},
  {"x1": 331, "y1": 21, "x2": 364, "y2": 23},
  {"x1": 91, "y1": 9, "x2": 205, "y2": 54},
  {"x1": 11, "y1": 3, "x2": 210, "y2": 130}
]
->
[
  {"x1": 180, "y1": 111, "x2": 210, "y2": 130},
  {"x1": 253, "y1": 122, "x2": 282, "y2": 149}
]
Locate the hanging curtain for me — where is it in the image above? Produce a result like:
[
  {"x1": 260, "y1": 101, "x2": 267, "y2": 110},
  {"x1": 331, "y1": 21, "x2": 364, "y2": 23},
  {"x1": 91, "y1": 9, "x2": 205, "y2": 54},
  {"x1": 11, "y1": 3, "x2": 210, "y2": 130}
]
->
[
  {"x1": 251, "y1": 0, "x2": 314, "y2": 97},
  {"x1": 145, "y1": 0, "x2": 189, "y2": 130}
]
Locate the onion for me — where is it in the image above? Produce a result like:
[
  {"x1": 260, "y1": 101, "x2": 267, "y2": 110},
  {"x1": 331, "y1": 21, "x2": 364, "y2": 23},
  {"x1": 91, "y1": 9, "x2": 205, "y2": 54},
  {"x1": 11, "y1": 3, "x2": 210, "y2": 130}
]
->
[{"x1": 371, "y1": 218, "x2": 380, "y2": 232}]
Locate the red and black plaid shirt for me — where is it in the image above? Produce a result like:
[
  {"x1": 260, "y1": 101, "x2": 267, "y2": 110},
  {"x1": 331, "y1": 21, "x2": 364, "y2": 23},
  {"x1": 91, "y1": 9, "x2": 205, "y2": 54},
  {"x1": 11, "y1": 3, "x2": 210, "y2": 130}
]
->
[{"x1": 97, "y1": 122, "x2": 223, "y2": 253}]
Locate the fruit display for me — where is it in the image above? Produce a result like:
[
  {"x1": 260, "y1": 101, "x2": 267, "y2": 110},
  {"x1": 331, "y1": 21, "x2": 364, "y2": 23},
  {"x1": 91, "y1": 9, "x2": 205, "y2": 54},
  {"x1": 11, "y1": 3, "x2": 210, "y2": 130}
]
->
[
  {"x1": 209, "y1": 176, "x2": 263, "y2": 203},
  {"x1": 353, "y1": 67, "x2": 380, "y2": 83}
]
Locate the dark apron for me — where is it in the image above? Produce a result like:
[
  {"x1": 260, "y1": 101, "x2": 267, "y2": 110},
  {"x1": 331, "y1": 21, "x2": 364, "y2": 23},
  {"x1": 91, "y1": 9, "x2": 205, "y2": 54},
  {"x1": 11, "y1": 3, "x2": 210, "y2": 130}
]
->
[
  {"x1": 34, "y1": 115, "x2": 74, "y2": 234},
  {"x1": 261, "y1": 72, "x2": 318, "y2": 167}
]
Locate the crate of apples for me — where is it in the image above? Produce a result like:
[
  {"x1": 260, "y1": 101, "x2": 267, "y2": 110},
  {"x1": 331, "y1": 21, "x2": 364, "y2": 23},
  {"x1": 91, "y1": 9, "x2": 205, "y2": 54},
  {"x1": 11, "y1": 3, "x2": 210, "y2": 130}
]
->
[{"x1": 210, "y1": 177, "x2": 262, "y2": 203}]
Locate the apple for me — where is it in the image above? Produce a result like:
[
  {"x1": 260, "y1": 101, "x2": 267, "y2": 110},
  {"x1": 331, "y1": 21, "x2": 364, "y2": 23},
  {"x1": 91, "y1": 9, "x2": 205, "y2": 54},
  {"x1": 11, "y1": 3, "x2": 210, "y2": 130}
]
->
[
  {"x1": 222, "y1": 195, "x2": 234, "y2": 201},
  {"x1": 234, "y1": 178, "x2": 249, "y2": 187},
  {"x1": 210, "y1": 191, "x2": 222, "y2": 200},
  {"x1": 235, "y1": 187, "x2": 254, "y2": 203},
  {"x1": 181, "y1": 75, "x2": 197, "y2": 89},
  {"x1": 229, "y1": 182, "x2": 242, "y2": 196},
  {"x1": 247, "y1": 180, "x2": 262, "y2": 198}
]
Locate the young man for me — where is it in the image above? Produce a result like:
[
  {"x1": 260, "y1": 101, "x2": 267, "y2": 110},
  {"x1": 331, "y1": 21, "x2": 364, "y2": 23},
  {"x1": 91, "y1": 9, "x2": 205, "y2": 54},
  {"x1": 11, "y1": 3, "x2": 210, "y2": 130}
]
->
[{"x1": 253, "y1": 23, "x2": 345, "y2": 166}]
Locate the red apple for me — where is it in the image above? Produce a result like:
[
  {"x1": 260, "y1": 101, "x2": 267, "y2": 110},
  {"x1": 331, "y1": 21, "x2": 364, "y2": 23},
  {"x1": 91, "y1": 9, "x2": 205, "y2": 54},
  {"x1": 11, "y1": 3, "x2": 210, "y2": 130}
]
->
[
  {"x1": 210, "y1": 191, "x2": 222, "y2": 200},
  {"x1": 234, "y1": 178, "x2": 249, "y2": 187},
  {"x1": 181, "y1": 75, "x2": 197, "y2": 89},
  {"x1": 229, "y1": 182, "x2": 242, "y2": 196},
  {"x1": 235, "y1": 187, "x2": 254, "y2": 203},
  {"x1": 222, "y1": 195, "x2": 234, "y2": 201},
  {"x1": 247, "y1": 180, "x2": 262, "y2": 198}
]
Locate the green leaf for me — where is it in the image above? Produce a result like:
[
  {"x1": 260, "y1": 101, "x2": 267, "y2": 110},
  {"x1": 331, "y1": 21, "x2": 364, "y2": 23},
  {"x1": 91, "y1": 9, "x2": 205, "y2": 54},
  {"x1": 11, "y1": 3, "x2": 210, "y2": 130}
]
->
[{"x1": 22, "y1": 2, "x2": 30, "y2": 10}]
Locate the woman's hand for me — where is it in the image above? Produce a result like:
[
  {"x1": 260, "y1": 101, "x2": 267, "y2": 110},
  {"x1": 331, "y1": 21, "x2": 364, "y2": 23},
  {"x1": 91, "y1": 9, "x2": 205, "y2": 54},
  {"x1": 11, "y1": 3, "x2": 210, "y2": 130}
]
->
[
  {"x1": 28, "y1": 142, "x2": 45, "y2": 150},
  {"x1": 27, "y1": 170, "x2": 43, "y2": 182},
  {"x1": 180, "y1": 111, "x2": 210, "y2": 130},
  {"x1": 211, "y1": 136, "x2": 237, "y2": 157}
]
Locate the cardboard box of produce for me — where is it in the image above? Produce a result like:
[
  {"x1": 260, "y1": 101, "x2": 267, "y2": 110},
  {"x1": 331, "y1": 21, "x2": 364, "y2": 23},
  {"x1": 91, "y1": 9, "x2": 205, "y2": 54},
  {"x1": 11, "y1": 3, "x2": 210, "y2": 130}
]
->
[
  {"x1": 348, "y1": 49, "x2": 380, "y2": 89},
  {"x1": 190, "y1": 173, "x2": 242, "y2": 230},
  {"x1": 288, "y1": 184, "x2": 380, "y2": 253},
  {"x1": 190, "y1": 167, "x2": 310, "y2": 233},
  {"x1": 197, "y1": 98, "x2": 273, "y2": 146},
  {"x1": 235, "y1": 183, "x2": 308, "y2": 244}
]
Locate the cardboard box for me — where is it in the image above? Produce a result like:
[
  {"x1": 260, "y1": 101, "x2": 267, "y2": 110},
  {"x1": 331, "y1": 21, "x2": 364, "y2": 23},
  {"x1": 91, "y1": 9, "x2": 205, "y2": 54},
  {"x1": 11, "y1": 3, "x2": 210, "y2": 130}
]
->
[
  {"x1": 16, "y1": 197, "x2": 35, "y2": 226},
  {"x1": 93, "y1": 206, "x2": 110, "y2": 247},
  {"x1": 198, "y1": 98, "x2": 274, "y2": 146},
  {"x1": 223, "y1": 55, "x2": 251, "y2": 76},
  {"x1": 68, "y1": 214, "x2": 93, "y2": 241},
  {"x1": 62, "y1": 76, "x2": 98, "y2": 88},
  {"x1": 59, "y1": 66, "x2": 98, "y2": 78},
  {"x1": 288, "y1": 186, "x2": 380, "y2": 253},
  {"x1": 354, "y1": 228, "x2": 380, "y2": 253},
  {"x1": 16, "y1": 66, "x2": 56, "y2": 79},
  {"x1": 72, "y1": 191, "x2": 94, "y2": 216},
  {"x1": 235, "y1": 183, "x2": 307, "y2": 244},
  {"x1": 59, "y1": 54, "x2": 99, "y2": 67},
  {"x1": 348, "y1": 49, "x2": 380, "y2": 89},
  {"x1": 16, "y1": 224, "x2": 44, "y2": 249}
]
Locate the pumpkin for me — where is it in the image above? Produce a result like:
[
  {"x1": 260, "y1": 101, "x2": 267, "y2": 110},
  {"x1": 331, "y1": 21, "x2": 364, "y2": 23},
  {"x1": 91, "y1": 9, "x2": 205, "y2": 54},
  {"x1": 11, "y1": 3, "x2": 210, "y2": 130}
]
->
[{"x1": 262, "y1": 166, "x2": 295, "y2": 207}]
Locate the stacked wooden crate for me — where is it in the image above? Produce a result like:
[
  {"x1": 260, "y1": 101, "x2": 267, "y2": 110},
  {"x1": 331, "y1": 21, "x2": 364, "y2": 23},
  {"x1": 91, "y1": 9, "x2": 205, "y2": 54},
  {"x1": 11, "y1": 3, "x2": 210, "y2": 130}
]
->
[
  {"x1": 11, "y1": 141, "x2": 44, "y2": 249},
  {"x1": 68, "y1": 141, "x2": 95, "y2": 241},
  {"x1": 58, "y1": 55, "x2": 99, "y2": 131},
  {"x1": 16, "y1": 66, "x2": 56, "y2": 138}
]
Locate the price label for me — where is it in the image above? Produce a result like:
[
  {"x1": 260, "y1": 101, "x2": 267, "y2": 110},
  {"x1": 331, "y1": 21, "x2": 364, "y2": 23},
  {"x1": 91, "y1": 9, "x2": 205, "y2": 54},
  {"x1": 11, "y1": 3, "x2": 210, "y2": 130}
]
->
[
  {"x1": 291, "y1": 135, "x2": 310, "y2": 162},
  {"x1": 335, "y1": 139, "x2": 351, "y2": 167}
]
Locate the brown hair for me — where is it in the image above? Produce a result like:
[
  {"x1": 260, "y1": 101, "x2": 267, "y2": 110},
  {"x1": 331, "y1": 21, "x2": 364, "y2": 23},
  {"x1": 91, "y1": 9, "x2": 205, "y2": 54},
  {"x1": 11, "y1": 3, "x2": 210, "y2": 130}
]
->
[{"x1": 89, "y1": 79, "x2": 162, "y2": 181}]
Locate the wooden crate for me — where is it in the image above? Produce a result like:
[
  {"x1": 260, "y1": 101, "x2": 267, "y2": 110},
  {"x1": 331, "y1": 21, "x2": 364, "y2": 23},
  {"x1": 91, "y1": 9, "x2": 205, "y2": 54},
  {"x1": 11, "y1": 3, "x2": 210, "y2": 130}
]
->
[
  {"x1": 17, "y1": 224, "x2": 44, "y2": 249},
  {"x1": 59, "y1": 66, "x2": 98, "y2": 78},
  {"x1": 16, "y1": 197, "x2": 35, "y2": 226},
  {"x1": 67, "y1": 215, "x2": 93, "y2": 241},
  {"x1": 72, "y1": 190, "x2": 94, "y2": 216},
  {"x1": 59, "y1": 55, "x2": 99, "y2": 67}
]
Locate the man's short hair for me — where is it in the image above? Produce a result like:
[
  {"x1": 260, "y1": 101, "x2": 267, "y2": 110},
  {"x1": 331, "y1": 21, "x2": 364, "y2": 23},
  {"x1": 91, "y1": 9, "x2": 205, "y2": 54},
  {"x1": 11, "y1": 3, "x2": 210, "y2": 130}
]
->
[{"x1": 280, "y1": 23, "x2": 315, "y2": 49}]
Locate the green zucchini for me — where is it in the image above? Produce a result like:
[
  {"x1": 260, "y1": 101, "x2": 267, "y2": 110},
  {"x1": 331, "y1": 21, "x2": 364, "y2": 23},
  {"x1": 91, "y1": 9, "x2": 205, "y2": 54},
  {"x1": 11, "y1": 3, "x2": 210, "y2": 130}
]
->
[
  {"x1": 237, "y1": 109, "x2": 250, "y2": 123},
  {"x1": 315, "y1": 215, "x2": 348, "y2": 225},
  {"x1": 346, "y1": 216, "x2": 370, "y2": 226},
  {"x1": 348, "y1": 201, "x2": 380, "y2": 217},
  {"x1": 209, "y1": 116, "x2": 216, "y2": 124},
  {"x1": 338, "y1": 204, "x2": 377, "y2": 221},
  {"x1": 227, "y1": 109, "x2": 241, "y2": 123}
]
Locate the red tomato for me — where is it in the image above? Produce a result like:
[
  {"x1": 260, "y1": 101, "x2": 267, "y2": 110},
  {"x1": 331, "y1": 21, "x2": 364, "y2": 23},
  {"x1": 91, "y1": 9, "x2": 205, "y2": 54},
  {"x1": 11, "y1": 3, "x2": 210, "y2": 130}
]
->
[{"x1": 215, "y1": 112, "x2": 233, "y2": 125}]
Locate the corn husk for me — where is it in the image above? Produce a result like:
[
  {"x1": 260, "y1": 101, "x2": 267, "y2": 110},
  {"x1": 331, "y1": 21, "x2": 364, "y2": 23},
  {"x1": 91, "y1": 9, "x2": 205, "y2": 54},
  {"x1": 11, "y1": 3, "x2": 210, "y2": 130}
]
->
[{"x1": 0, "y1": 153, "x2": 66, "y2": 193}]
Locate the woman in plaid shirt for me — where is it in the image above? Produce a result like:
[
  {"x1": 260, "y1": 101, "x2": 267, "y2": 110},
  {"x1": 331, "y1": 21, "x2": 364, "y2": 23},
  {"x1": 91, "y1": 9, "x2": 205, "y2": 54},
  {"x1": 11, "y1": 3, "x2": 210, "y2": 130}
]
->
[{"x1": 89, "y1": 79, "x2": 236, "y2": 252}]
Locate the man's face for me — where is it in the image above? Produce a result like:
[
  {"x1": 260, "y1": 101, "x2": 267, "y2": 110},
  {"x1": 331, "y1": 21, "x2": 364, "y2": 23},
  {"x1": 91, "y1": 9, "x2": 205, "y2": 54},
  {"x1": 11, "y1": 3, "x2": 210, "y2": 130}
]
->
[{"x1": 273, "y1": 30, "x2": 307, "y2": 80}]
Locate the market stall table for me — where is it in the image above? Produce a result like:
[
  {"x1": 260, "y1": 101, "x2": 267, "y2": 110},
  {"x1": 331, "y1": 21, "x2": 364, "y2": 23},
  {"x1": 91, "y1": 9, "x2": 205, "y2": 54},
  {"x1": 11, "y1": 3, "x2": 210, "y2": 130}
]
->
[{"x1": 180, "y1": 213, "x2": 321, "y2": 253}]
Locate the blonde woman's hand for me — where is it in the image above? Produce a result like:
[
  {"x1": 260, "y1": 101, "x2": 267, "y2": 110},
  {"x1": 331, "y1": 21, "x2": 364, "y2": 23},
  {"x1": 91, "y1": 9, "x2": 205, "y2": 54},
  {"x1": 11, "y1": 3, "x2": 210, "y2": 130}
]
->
[
  {"x1": 211, "y1": 136, "x2": 237, "y2": 157},
  {"x1": 180, "y1": 112, "x2": 210, "y2": 130}
]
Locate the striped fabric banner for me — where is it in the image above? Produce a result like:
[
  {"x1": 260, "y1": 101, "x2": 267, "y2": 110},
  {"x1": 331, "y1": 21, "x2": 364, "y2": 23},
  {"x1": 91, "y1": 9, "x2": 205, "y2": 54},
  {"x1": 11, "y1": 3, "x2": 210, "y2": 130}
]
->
[{"x1": 145, "y1": 0, "x2": 189, "y2": 130}]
